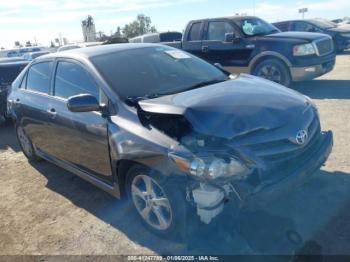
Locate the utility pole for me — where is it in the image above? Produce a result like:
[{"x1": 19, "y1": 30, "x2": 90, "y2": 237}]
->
[{"x1": 299, "y1": 8, "x2": 308, "y2": 19}]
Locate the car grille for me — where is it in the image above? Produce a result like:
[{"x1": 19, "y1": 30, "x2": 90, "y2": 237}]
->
[
  {"x1": 243, "y1": 113, "x2": 322, "y2": 182},
  {"x1": 315, "y1": 38, "x2": 333, "y2": 56},
  {"x1": 253, "y1": 115, "x2": 320, "y2": 162}
]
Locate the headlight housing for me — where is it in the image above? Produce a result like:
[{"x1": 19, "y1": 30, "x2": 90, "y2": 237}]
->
[
  {"x1": 293, "y1": 43, "x2": 316, "y2": 56},
  {"x1": 169, "y1": 153, "x2": 251, "y2": 180}
]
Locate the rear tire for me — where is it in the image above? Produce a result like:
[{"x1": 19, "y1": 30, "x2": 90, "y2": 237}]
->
[
  {"x1": 126, "y1": 165, "x2": 187, "y2": 240},
  {"x1": 16, "y1": 125, "x2": 40, "y2": 162},
  {"x1": 252, "y1": 58, "x2": 291, "y2": 87}
]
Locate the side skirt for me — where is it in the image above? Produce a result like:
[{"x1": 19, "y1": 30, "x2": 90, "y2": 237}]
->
[{"x1": 36, "y1": 150, "x2": 121, "y2": 198}]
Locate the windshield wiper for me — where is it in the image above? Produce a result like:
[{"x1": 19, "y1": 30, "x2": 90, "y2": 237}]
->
[
  {"x1": 180, "y1": 78, "x2": 229, "y2": 93},
  {"x1": 125, "y1": 93, "x2": 161, "y2": 106}
]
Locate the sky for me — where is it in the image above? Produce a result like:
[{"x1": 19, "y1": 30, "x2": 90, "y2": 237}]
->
[{"x1": 0, "y1": 0, "x2": 349, "y2": 49}]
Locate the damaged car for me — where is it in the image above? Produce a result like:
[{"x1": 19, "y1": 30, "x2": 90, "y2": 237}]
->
[{"x1": 7, "y1": 44, "x2": 333, "y2": 237}]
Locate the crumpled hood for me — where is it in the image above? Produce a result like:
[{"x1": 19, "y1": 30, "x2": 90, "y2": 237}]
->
[
  {"x1": 264, "y1": 31, "x2": 327, "y2": 41},
  {"x1": 138, "y1": 74, "x2": 310, "y2": 139}
]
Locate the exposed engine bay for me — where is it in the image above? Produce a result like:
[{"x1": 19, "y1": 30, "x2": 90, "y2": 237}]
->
[{"x1": 138, "y1": 110, "x2": 246, "y2": 224}]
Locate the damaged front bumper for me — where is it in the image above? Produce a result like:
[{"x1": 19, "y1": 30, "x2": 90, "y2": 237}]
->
[
  {"x1": 243, "y1": 130, "x2": 333, "y2": 208},
  {"x1": 189, "y1": 131, "x2": 333, "y2": 223}
]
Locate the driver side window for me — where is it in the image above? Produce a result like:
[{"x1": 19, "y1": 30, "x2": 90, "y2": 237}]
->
[
  {"x1": 54, "y1": 61, "x2": 100, "y2": 100},
  {"x1": 207, "y1": 21, "x2": 234, "y2": 41}
]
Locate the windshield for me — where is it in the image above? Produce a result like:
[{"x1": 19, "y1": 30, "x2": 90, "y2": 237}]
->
[
  {"x1": 310, "y1": 19, "x2": 336, "y2": 29},
  {"x1": 236, "y1": 17, "x2": 280, "y2": 36},
  {"x1": 92, "y1": 46, "x2": 228, "y2": 101}
]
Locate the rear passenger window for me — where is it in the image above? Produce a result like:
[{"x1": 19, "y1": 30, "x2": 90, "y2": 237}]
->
[
  {"x1": 188, "y1": 22, "x2": 202, "y2": 41},
  {"x1": 26, "y1": 62, "x2": 53, "y2": 94},
  {"x1": 54, "y1": 61, "x2": 99, "y2": 99}
]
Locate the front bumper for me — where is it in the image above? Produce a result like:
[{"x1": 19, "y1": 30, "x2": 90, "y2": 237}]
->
[
  {"x1": 243, "y1": 131, "x2": 333, "y2": 208},
  {"x1": 290, "y1": 60, "x2": 335, "y2": 82}
]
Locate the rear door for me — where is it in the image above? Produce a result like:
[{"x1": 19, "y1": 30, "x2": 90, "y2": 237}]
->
[
  {"x1": 47, "y1": 59, "x2": 112, "y2": 182},
  {"x1": 182, "y1": 21, "x2": 204, "y2": 58},
  {"x1": 15, "y1": 61, "x2": 54, "y2": 152},
  {"x1": 201, "y1": 19, "x2": 251, "y2": 69}
]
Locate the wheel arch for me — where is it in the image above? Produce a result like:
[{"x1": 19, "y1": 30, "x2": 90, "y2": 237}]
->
[{"x1": 249, "y1": 51, "x2": 292, "y2": 73}]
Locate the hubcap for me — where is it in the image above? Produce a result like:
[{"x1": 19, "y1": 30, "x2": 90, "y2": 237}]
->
[
  {"x1": 17, "y1": 127, "x2": 33, "y2": 156},
  {"x1": 257, "y1": 65, "x2": 282, "y2": 84},
  {"x1": 131, "y1": 174, "x2": 172, "y2": 231}
]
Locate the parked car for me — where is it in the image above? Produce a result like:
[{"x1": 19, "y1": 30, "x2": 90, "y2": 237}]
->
[
  {"x1": 165, "y1": 16, "x2": 335, "y2": 87},
  {"x1": 273, "y1": 19, "x2": 350, "y2": 52},
  {"x1": 57, "y1": 42, "x2": 103, "y2": 52},
  {"x1": 7, "y1": 44, "x2": 333, "y2": 237},
  {"x1": 102, "y1": 37, "x2": 129, "y2": 45},
  {"x1": 129, "y1": 32, "x2": 183, "y2": 43},
  {"x1": 0, "y1": 61, "x2": 28, "y2": 123},
  {"x1": 332, "y1": 18, "x2": 350, "y2": 26},
  {"x1": 0, "y1": 46, "x2": 48, "y2": 58},
  {"x1": 0, "y1": 57, "x2": 27, "y2": 63},
  {"x1": 23, "y1": 51, "x2": 50, "y2": 61}
]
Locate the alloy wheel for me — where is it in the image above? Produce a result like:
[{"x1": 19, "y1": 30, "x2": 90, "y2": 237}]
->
[
  {"x1": 131, "y1": 174, "x2": 173, "y2": 231},
  {"x1": 257, "y1": 64, "x2": 282, "y2": 84},
  {"x1": 17, "y1": 127, "x2": 33, "y2": 157}
]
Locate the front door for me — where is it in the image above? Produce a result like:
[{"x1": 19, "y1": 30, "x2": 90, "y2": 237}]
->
[
  {"x1": 201, "y1": 20, "x2": 252, "y2": 70},
  {"x1": 47, "y1": 60, "x2": 112, "y2": 182}
]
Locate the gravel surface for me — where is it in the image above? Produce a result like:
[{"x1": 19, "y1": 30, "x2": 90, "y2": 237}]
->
[{"x1": 0, "y1": 51, "x2": 349, "y2": 256}]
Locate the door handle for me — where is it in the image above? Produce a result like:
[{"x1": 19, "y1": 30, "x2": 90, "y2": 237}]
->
[
  {"x1": 46, "y1": 108, "x2": 57, "y2": 119},
  {"x1": 202, "y1": 46, "x2": 209, "y2": 53}
]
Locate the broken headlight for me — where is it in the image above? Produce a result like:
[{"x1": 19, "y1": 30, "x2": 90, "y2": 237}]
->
[{"x1": 169, "y1": 153, "x2": 251, "y2": 180}]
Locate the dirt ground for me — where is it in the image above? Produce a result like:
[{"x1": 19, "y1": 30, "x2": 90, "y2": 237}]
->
[{"x1": 0, "y1": 51, "x2": 350, "y2": 256}]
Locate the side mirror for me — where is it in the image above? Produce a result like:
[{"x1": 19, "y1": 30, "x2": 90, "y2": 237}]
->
[
  {"x1": 67, "y1": 94, "x2": 100, "y2": 113},
  {"x1": 224, "y1": 32, "x2": 235, "y2": 42}
]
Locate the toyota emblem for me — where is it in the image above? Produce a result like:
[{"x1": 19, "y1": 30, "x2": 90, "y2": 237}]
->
[{"x1": 295, "y1": 130, "x2": 308, "y2": 145}]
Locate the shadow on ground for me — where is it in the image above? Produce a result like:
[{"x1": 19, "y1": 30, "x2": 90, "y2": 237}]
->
[
  {"x1": 2, "y1": 123, "x2": 350, "y2": 256},
  {"x1": 0, "y1": 121, "x2": 20, "y2": 152},
  {"x1": 30, "y1": 157, "x2": 350, "y2": 256},
  {"x1": 292, "y1": 80, "x2": 350, "y2": 99}
]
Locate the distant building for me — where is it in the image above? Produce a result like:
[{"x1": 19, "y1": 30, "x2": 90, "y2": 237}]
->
[{"x1": 82, "y1": 15, "x2": 97, "y2": 42}]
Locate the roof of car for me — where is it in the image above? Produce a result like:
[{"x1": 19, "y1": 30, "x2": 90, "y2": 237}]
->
[
  {"x1": 38, "y1": 43, "x2": 161, "y2": 61},
  {"x1": 274, "y1": 19, "x2": 319, "y2": 24},
  {"x1": 189, "y1": 16, "x2": 259, "y2": 23}
]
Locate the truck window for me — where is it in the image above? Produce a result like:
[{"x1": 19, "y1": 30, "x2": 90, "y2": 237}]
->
[
  {"x1": 188, "y1": 22, "x2": 202, "y2": 41},
  {"x1": 207, "y1": 21, "x2": 234, "y2": 41}
]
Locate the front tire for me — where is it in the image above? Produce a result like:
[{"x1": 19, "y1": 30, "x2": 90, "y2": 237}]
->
[
  {"x1": 16, "y1": 125, "x2": 40, "y2": 162},
  {"x1": 252, "y1": 58, "x2": 291, "y2": 87},
  {"x1": 126, "y1": 165, "x2": 187, "y2": 240}
]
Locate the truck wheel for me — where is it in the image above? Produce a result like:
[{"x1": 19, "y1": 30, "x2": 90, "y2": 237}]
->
[
  {"x1": 16, "y1": 125, "x2": 40, "y2": 162},
  {"x1": 126, "y1": 165, "x2": 187, "y2": 240},
  {"x1": 253, "y1": 58, "x2": 291, "y2": 87}
]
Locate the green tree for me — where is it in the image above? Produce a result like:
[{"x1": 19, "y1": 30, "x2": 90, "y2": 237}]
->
[{"x1": 122, "y1": 14, "x2": 157, "y2": 38}]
